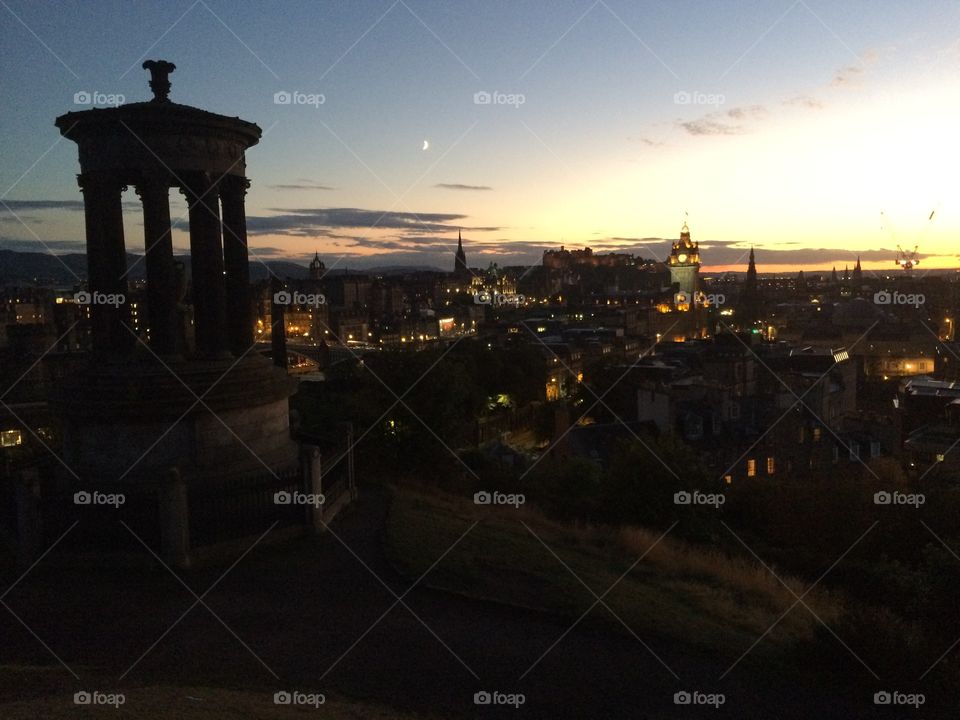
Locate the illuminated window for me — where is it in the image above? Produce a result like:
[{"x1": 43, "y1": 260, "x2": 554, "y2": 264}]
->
[
  {"x1": 937, "y1": 453, "x2": 945, "y2": 463},
  {"x1": 1, "y1": 429, "x2": 23, "y2": 447},
  {"x1": 813, "y1": 427, "x2": 821, "y2": 442},
  {"x1": 747, "y1": 459, "x2": 756, "y2": 477},
  {"x1": 766, "y1": 457, "x2": 775, "y2": 475},
  {"x1": 723, "y1": 475, "x2": 733, "y2": 484}
]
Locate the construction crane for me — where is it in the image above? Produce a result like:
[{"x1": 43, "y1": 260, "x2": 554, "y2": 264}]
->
[
  {"x1": 881, "y1": 209, "x2": 936, "y2": 271},
  {"x1": 896, "y1": 244, "x2": 920, "y2": 271}
]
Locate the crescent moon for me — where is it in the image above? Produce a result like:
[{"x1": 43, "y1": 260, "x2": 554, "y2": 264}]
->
[{"x1": 422, "y1": 139, "x2": 429, "y2": 151}]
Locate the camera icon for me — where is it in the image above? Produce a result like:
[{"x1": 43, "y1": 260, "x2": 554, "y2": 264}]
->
[
  {"x1": 273, "y1": 91, "x2": 292, "y2": 105},
  {"x1": 674, "y1": 491, "x2": 691, "y2": 505},
  {"x1": 274, "y1": 691, "x2": 292, "y2": 704},
  {"x1": 873, "y1": 691, "x2": 891, "y2": 705},
  {"x1": 674, "y1": 691, "x2": 692, "y2": 704},
  {"x1": 474, "y1": 691, "x2": 492, "y2": 705},
  {"x1": 873, "y1": 491, "x2": 892, "y2": 505},
  {"x1": 473, "y1": 90, "x2": 491, "y2": 105},
  {"x1": 73, "y1": 91, "x2": 92, "y2": 105},
  {"x1": 74, "y1": 491, "x2": 92, "y2": 505},
  {"x1": 474, "y1": 491, "x2": 491, "y2": 505},
  {"x1": 74, "y1": 691, "x2": 92, "y2": 704},
  {"x1": 273, "y1": 291, "x2": 292, "y2": 305},
  {"x1": 274, "y1": 491, "x2": 292, "y2": 505},
  {"x1": 74, "y1": 291, "x2": 91, "y2": 305},
  {"x1": 873, "y1": 290, "x2": 892, "y2": 305},
  {"x1": 673, "y1": 90, "x2": 692, "y2": 105}
]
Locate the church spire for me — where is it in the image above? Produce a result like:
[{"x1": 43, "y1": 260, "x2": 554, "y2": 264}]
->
[
  {"x1": 740, "y1": 247, "x2": 760, "y2": 326},
  {"x1": 454, "y1": 228, "x2": 468, "y2": 280}
]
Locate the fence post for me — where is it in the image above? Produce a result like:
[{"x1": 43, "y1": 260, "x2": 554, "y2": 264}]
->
[
  {"x1": 159, "y1": 467, "x2": 190, "y2": 568},
  {"x1": 301, "y1": 444, "x2": 322, "y2": 531},
  {"x1": 15, "y1": 468, "x2": 41, "y2": 568}
]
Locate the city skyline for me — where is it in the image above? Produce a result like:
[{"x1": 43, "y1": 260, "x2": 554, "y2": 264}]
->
[{"x1": 2, "y1": 0, "x2": 960, "y2": 272}]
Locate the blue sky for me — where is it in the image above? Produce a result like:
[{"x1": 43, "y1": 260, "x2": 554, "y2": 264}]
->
[{"x1": 3, "y1": 0, "x2": 960, "y2": 272}]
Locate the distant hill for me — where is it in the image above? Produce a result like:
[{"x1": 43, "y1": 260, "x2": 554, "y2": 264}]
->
[
  {"x1": 0, "y1": 249, "x2": 309, "y2": 285},
  {"x1": 0, "y1": 250, "x2": 92, "y2": 285}
]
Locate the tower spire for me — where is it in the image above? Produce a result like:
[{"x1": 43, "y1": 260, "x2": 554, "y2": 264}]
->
[{"x1": 454, "y1": 228, "x2": 467, "y2": 280}]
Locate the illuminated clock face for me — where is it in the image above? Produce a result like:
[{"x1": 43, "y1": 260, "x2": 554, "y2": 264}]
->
[{"x1": 677, "y1": 253, "x2": 687, "y2": 263}]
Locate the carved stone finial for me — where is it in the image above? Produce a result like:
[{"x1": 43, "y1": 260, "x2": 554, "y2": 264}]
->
[{"x1": 142, "y1": 60, "x2": 176, "y2": 103}]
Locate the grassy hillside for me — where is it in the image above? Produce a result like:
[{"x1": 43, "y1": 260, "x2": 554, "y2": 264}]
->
[{"x1": 385, "y1": 486, "x2": 844, "y2": 668}]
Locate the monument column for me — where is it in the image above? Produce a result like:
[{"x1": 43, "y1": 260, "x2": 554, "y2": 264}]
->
[
  {"x1": 220, "y1": 174, "x2": 254, "y2": 356},
  {"x1": 183, "y1": 172, "x2": 228, "y2": 358},
  {"x1": 78, "y1": 171, "x2": 131, "y2": 357},
  {"x1": 136, "y1": 172, "x2": 179, "y2": 356}
]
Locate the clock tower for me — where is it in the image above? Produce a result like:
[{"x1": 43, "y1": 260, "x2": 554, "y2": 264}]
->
[{"x1": 668, "y1": 221, "x2": 700, "y2": 306}]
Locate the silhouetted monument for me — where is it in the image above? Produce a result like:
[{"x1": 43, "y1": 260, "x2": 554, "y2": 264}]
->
[{"x1": 53, "y1": 60, "x2": 297, "y2": 482}]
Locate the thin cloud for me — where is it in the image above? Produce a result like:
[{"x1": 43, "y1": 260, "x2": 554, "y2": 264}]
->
[
  {"x1": 243, "y1": 207, "x2": 468, "y2": 236},
  {"x1": 268, "y1": 183, "x2": 335, "y2": 190},
  {"x1": 831, "y1": 49, "x2": 879, "y2": 87},
  {"x1": 677, "y1": 105, "x2": 767, "y2": 136},
  {"x1": 783, "y1": 95, "x2": 824, "y2": 110},
  {"x1": 832, "y1": 64, "x2": 864, "y2": 86},
  {"x1": 1, "y1": 199, "x2": 142, "y2": 212},
  {"x1": 434, "y1": 183, "x2": 493, "y2": 191}
]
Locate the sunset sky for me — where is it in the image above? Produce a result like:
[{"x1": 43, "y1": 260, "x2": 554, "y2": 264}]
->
[{"x1": 2, "y1": 0, "x2": 959, "y2": 273}]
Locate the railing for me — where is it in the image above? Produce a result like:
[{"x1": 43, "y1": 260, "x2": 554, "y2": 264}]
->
[
  {"x1": 188, "y1": 466, "x2": 303, "y2": 548},
  {"x1": 7, "y1": 435, "x2": 356, "y2": 567}
]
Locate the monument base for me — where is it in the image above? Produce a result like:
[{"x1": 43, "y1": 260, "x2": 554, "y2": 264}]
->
[{"x1": 52, "y1": 354, "x2": 298, "y2": 483}]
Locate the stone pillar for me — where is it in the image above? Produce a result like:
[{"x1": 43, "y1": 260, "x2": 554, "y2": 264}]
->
[
  {"x1": 301, "y1": 445, "x2": 323, "y2": 530},
  {"x1": 339, "y1": 421, "x2": 357, "y2": 499},
  {"x1": 136, "y1": 173, "x2": 179, "y2": 356},
  {"x1": 78, "y1": 172, "x2": 131, "y2": 357},
  {"x1": 183, "y1": 172, "x2": 228, "y2": 358},
  {"x1": 220, "y1": 174, "x2": 254, "y2": 356}
]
